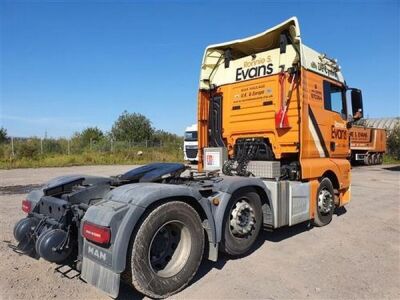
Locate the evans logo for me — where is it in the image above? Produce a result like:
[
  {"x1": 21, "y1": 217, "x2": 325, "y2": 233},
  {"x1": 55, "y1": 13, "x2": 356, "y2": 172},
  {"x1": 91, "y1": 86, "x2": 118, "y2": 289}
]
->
[
  {"x1": 88, "y1": 245, "x2": 107, "y2": 261},
  {"x1": 235, "y1": 64, "x2": 273, "y2": 81}
]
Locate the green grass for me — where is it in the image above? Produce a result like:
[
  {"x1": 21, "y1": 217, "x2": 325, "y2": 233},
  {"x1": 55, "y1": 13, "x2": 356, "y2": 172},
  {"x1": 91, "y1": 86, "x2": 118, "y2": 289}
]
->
[
  {"x1": 383, "y1": 154, "x2": 400, "y2": 165},
  {"x1": 2, "y1": 146, "x2": 397, "y2": 169},
  {"x1": 0, "y1": 148, "x2": 183, "y2": 169}
]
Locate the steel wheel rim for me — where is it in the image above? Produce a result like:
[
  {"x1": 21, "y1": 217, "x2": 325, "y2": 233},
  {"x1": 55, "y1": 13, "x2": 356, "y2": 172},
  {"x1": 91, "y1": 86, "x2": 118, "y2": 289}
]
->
[
  {"x1": 229, "y1": 198, "x2": 256, "y2": 237},
  {"x1": 318, "y1": 188, "x2": 334, "y2": 215},
  {"x1": 148, "y1": 220, "x2": 191, "y2": 278}
]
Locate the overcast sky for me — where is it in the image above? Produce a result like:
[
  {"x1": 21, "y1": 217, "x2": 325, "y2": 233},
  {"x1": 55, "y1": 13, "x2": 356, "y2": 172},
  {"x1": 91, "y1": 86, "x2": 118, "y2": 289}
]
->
[{"x1": 1, "y1": 0, "x2": 399, "y2": 138}]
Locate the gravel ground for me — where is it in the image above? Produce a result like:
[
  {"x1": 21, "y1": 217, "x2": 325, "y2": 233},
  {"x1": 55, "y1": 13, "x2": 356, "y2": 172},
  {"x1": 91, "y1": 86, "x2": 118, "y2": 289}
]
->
[{"x1": 0, "y1": 164, "x2": 399, "y2": 299}]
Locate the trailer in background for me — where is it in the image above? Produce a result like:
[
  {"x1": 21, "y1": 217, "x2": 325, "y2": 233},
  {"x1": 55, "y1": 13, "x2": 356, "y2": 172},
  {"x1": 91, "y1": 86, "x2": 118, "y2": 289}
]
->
[{"x1": 350, "y1": 126, "x2": 386, "y2": 165}]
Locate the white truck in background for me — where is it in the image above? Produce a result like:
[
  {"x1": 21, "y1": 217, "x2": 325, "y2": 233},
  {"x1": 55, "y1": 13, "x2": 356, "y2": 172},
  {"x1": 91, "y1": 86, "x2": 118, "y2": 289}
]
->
[{"x1": 183, "y1": 123, "x2": 198, "y2": 163}]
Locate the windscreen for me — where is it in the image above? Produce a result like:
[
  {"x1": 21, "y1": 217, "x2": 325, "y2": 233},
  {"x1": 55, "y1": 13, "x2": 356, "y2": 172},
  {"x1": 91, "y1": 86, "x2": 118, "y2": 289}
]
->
[{"x1": 184, "y1": 131, "x2": 198, "y2": 141}]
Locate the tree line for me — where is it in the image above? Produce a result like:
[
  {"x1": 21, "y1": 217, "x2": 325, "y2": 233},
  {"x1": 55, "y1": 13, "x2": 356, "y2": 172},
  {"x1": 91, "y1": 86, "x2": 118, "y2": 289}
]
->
[
  {"x1": 1, "y1": 112, "x2": 399, "y2": 160},
  {"x1": 72, "y1": 110, "x2": 182, "y2": 147},
  {"x1": 0, "y1": 111, "x2": 182, "y2": 146},
  {"x1": 0, "y1": 111, "x2": 183, "y2": 162}
]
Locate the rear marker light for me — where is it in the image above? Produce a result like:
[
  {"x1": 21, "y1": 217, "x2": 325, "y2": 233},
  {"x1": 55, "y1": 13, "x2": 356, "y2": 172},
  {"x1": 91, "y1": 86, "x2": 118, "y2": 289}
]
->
[
  {"x1": 22, "y1": 200, "x2": 31, "y2": 213},
  {"x1": 82, "y1": 221, "x2": 111, "y2": 244}
]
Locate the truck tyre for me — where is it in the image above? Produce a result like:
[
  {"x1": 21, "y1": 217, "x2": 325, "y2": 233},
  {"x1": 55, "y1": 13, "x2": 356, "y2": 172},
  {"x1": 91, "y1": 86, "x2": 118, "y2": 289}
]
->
[
  {"x1": 312, "y1": 177, "x2": 335, "y2": 227},
  {"x1": 123, "y1": 201, "x2": 204, "y2": 298},
  {"x1": 371, "y1": 154, "x2": 376, "y2": 165},
  {"x1": 378, "y1": 153, "x2": 383, "y2": 164},
  {"x1": 220, "y1": 189, "x2": 262, "y2": 256},
  {"x1": 364, "y1": 154, "x2": 372, "y2": 165},
  {"x1": 373, "y1": 154, "x2": 379, "y2": 165}
]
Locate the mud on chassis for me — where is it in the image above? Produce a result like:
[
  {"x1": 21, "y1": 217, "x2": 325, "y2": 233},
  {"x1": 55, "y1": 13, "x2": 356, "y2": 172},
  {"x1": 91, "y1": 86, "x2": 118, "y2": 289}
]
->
[{"x1": 13, "y1": 162, "x2": 336, "y2": 298}]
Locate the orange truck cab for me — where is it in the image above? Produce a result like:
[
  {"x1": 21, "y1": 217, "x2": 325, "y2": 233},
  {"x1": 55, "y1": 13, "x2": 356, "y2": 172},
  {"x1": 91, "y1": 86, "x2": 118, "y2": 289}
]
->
[{"x1": 198, "y1": 17, "x2": 363, "y2": 225}]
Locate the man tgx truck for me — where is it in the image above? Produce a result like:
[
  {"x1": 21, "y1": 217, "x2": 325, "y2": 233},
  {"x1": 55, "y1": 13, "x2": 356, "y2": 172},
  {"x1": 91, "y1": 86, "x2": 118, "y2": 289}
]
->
[
  {"x1": 12, "y1": 18, "x2": 363, "y2": 298},
  {"x1": 350, "y1": 125, "x2": 386, "y2": 165},
  {"x1": 183, "y1": 123, "x2": 199, "y2": 163}
]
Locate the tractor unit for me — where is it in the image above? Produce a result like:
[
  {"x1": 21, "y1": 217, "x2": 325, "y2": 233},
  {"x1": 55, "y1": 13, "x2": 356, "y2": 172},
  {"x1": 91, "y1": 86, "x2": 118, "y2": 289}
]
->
[{"x1": 13, "y1": 17, "x2": 363, "y2": 298}]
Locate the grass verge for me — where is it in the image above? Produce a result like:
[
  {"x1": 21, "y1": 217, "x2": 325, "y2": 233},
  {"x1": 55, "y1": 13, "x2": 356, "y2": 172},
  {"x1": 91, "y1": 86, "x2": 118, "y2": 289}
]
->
[
  {"x1": 0, "y1": 148, "x2": 183, "y2": 169},
  {"x1": 383, "y1": 154, "x2": 400, "y2": 165}
]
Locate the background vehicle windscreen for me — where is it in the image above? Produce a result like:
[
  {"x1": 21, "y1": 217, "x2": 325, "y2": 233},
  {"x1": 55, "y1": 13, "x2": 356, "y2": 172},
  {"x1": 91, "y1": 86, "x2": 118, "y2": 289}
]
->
[{"x1": 185, "y1": 131, "x2": 198, "y2": 141}]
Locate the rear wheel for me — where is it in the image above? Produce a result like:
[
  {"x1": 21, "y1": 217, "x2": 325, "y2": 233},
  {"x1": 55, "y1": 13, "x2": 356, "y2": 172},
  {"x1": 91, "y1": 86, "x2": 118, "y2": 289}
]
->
[
  {"x1": 363, "y1": 155, "x2": 369, "y2": 165},
  {"x1": 312, "y1": 178, "x2": 335, "y2": 227},
  {"x1": 372, "y1": 154, "x2": 378, "y2": 165},
  {"x1": 378, "y1": 153, "x2": 384, "y2": 164},
  {"x1": 123, "y1": 202, "x2": 204, "y2": 298},
  {"x1": 365, "y1": 154, "x2": 372, "y2": 165},
  {"x1": 220, "y1": 189, "x2": 262, "y2": 256}
]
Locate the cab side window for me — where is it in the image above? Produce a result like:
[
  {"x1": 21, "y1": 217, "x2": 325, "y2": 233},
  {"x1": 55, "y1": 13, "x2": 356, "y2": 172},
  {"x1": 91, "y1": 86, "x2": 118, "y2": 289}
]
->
[{"x1": 323, "y1": 81, "x2": 347, "y2": 119}]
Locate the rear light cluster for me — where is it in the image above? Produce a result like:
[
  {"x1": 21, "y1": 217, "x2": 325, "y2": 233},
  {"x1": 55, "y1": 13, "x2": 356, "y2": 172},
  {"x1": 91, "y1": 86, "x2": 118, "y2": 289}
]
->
[
  {"x1": 22, "y1": 200, "x2": 31, "y2": 213},
  {"x1": 82, "y1": 221, "x2": 111, "y2": 244}
]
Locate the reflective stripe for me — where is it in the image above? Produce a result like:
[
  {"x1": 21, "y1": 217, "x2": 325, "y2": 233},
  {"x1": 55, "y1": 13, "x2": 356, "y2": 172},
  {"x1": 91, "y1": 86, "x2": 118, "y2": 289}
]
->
[{"x1": 308, "y1": 116, "x2": 326, "y2": 158}]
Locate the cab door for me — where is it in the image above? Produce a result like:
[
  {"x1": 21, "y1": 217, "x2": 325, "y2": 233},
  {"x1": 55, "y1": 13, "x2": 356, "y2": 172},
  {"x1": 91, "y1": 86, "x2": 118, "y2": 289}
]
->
[{"x1": 322, "y1": 80, "x2": 349, "y2": 158}]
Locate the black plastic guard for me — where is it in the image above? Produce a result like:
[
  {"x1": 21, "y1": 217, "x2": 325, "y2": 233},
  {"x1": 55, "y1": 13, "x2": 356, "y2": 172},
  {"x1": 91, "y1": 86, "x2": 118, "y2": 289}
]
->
[{"x1": 119, "y1": 163, "x2": 186, "y2": 183}]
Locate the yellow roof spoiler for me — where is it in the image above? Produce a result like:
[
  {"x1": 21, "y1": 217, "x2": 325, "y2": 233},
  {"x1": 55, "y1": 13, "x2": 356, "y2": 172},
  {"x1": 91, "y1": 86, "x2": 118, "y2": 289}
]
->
[
  {"x1": 200, "y1": 17, "x2": 345, "y2": 85},
  {"x1": 203, "y1": 17, "x2": 301, "y2": 61}
]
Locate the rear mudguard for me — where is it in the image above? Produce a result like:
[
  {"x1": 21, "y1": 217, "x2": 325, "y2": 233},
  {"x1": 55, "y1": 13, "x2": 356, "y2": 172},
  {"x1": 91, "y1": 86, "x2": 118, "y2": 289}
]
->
[
  {"x1": 81, "y1": 178, "x2": 270, "y2": 297},
  {"x1": 82, "y1": 183, "x2": 216, "y2": 271},
  {"x1": 81, "y1": 182, "x2": 218, "y2": 297}
]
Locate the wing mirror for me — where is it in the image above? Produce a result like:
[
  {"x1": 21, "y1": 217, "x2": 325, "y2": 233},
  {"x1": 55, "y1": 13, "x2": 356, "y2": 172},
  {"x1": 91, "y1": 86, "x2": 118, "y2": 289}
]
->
[
  {"x1": 350, "y1": 88, "x2": 363, "y2": 120},
  {"x1": 280, "y1": 31, "x2": 288, "y2": 54},
  {"x1": 224, "y1": 48, "x2": 232, "y2": 69}
]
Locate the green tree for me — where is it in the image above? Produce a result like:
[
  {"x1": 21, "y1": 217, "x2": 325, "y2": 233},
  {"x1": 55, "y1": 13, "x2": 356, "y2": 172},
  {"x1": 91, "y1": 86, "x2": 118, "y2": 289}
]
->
[
  {"x1": 17, "y1": 139, "x2": 40, "y2": 159},
  {"x1": 387, "y1": 124, "x2": 400, "y2": 160},
  {"x1": 152, "y1": 129, "x2": 183, "y2": 144},
  {"x1": 0, "y1": 127, "x2": 8, "y2": 143},
  {"x1": 69, "y1": 127, "x2": 104, "y2": 152},
  {"x1": 111, "y1": 111, "x2": 154, "y2": 142},
  {"x1": 80, "y1": 127, "x2": 104, "y2": 145}
]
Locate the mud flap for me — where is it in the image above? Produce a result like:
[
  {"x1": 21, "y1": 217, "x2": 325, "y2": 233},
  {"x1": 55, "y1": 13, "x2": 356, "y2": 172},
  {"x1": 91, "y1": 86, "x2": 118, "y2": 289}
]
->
[{"x1": 81, "y1": 257, "x2": 120, "y2": 298}]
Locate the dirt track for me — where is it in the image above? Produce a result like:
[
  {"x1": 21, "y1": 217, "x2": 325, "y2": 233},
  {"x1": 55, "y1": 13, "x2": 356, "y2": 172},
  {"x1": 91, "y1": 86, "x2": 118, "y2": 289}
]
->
[{"x1": 0, "y1": 164, "x2": 399, "y2": 299}]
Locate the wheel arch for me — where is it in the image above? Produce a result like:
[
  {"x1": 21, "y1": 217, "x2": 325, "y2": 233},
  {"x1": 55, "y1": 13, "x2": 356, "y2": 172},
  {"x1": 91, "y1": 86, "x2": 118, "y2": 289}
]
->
[
  {"x1": 237, "y1": 185, "x2": 272, "y2": 227},
  {"x1": 322, "y1": 170, "x2": 339, "y2": 190},
  {"x1": 133, "y1": 195, "x2": 207, "y2": 221},
  {"x1": 132, "y1": 195, "x2": 214, "y2": 243},
  {"x1": 115, "y1": 194, "x2": 216, "y2": 275}
]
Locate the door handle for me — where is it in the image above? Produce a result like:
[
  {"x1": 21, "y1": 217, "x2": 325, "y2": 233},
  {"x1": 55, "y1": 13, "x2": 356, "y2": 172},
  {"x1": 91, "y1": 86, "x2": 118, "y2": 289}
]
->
[{"x1": 330, "y1": 141, "x2": 336, "y2": 151}]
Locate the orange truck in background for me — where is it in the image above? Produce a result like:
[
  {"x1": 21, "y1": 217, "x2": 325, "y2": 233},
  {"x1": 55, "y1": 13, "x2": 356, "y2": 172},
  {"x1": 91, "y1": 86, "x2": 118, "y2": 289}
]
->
[{"x1": 350, "y1": 126, "x2": 386, "y2": 165}]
